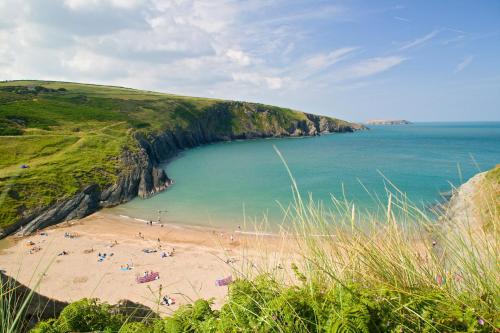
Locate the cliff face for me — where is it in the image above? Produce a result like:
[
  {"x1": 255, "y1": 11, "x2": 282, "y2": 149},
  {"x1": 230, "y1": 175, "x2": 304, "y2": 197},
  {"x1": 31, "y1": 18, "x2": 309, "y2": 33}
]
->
[{"x1": 0, "y1": 89, "x2": 364, "y2": 237}]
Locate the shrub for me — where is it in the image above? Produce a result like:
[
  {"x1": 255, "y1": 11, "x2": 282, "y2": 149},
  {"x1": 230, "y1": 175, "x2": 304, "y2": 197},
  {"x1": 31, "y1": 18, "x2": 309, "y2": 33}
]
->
[
  {"x1": 153, "y1": 299, "x2": 218, "y2": 333},
  {"x1": 32, "y1": 298, "x2": 124, "y2": 333},
  {"x1": 119, "y1": 321, "x2": 153, "y2": 333},
  {"x1": 217, "y1": 276, "x2": 279, "y2": 332},
  {"x1": 259, "y1": 287, "x2": 317, "y2": 332}
]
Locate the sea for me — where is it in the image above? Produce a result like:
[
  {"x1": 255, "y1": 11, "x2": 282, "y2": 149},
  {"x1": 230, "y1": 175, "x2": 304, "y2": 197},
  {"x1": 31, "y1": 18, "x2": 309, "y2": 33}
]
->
[{"x1": 107, "y1": 122, "x2": 500, "y2": 228}]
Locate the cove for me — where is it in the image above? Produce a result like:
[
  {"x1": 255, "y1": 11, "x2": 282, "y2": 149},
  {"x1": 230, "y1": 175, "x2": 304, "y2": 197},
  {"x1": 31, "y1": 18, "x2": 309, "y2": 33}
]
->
[{"x1": 108, "y1": 122, "x2": 500, "y2": 228}]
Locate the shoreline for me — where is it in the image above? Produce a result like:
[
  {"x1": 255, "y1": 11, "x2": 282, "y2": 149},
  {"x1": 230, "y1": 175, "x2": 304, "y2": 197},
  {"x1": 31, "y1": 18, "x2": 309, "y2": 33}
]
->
[{"x1": 111, "y1": 212, "x2": 284, "y2": 237}]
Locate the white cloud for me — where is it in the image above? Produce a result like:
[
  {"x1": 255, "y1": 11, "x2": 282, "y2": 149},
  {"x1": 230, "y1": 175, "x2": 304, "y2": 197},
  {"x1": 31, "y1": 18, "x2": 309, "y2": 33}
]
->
[
  {"x1": 64, "y1": 0, "x2": 143, "y2": 10},
  {"x1": 399, "y1": 30, "x2": 439, "y2": 50},
  {"x1": 333, "y1": 56, "x2": 406, "y2": 81},
  {"x1": 62, "y1": 49, "x2": 121, "y2": 74},
  {"x1": 454, "y1": 55, "x2": 474, "y2": 73},
  {"x1": 225, "y1": 49, "x2": 252, "y2": 66},
  {"x1": 0, "y1": 0, "x2": 414, "y2": 118},
  {"x1": 394, "y1": 16, "x2": 411, "y2": 23},
  {"x1": 304, "y1": 47, "x2": 358, "y2": 72},
  {"x1": 232, "y1": 72, "x2": 286, "y2": 90}
]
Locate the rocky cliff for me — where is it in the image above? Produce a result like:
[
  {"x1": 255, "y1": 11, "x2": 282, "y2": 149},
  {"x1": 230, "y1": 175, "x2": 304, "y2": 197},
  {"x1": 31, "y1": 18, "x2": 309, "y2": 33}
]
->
[{"x1": 0, "y1": 82, "x2": 364, "y2": 237}]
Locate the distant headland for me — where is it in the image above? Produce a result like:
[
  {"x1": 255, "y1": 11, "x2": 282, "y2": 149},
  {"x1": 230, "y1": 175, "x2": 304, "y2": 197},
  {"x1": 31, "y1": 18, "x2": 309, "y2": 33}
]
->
[{"x1": 366, "y1": 119, "x2": 412, "y2": 125}]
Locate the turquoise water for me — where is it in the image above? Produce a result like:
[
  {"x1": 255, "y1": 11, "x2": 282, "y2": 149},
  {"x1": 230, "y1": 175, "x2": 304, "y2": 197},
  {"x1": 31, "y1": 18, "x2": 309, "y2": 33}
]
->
[{"x1": 108, "y1": 122, "x2": 500, "y2": 227}]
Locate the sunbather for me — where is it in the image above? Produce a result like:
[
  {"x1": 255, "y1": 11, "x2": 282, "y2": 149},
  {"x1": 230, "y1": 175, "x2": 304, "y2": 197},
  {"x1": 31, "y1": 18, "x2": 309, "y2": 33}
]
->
[{"x1": 161, "y1": 295, "x2": 175, "y2": 306}]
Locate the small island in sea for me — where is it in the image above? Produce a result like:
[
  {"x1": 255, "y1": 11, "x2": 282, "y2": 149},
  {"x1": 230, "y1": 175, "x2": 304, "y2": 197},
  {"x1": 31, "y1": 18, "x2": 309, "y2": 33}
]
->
[{"x1": 366, "y1": 119, "x2": 413, "y2": 125}]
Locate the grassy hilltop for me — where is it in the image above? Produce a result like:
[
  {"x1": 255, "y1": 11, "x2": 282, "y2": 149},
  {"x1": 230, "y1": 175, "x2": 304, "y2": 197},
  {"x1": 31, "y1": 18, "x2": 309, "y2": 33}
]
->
[{"x1": 0, "y1": 80, "x2": 360, "y2": 231}]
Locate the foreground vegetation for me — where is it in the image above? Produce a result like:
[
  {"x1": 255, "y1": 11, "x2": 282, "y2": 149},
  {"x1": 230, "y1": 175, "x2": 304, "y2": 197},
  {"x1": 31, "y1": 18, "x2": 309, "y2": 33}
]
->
[
  {"x1": 3, "y1": 165, "x2": 498, "y2": 332},
  {"x1": 0, "y1": 80, "x2": 356, "y2": 230}
]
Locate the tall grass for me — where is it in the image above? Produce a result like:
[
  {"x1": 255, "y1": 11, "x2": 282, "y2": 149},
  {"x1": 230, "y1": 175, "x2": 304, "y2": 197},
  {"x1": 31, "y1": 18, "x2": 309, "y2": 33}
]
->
[{"x1": 0, "y1": 273, "x2": 38, "y2": 333}]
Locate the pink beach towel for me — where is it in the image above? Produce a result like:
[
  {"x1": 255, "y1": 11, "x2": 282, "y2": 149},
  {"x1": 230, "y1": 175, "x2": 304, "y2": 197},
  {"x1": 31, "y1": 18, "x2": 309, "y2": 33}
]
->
[{"x1": 136, "y1": 272, "x2": 160, "y2": 284}]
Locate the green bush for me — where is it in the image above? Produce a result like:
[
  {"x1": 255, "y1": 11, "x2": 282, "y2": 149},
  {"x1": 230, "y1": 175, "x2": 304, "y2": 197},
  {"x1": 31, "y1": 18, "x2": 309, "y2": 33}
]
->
[
  {"x1": 260, "y1": 287, "x2": 317, "y2": 332},
  {"x1": 31, "y1": 299, "x2": 124, "y2": 333},
  {"x1": 217, "y1": 276, "x2": 279, "y2": 332},
  {"x1": 29, "y1": 281, "x2": 499, "y2": 333},
  {"x1": 153, "y1": 299, "x2": 218, "y2": 333},
  {"x1": 119, "y1": 321, "x2": 153, "y2": 333}
]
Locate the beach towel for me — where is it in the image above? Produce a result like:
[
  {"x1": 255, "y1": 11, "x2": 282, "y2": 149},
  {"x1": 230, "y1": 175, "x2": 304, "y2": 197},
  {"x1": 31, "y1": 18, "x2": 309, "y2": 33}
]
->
[
  {"x1": 136, "y1": 272, "x2": 160, "y2": 283},
  {"x1": 215, "y1": 275, "x2": 233, "y2": 287}
]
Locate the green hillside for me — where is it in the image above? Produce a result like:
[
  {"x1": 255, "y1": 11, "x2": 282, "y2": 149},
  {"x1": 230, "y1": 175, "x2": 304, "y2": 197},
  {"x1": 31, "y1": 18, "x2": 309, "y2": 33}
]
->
[{"x1": 0, "y1": 80, "x2": 360, "y2": 231}]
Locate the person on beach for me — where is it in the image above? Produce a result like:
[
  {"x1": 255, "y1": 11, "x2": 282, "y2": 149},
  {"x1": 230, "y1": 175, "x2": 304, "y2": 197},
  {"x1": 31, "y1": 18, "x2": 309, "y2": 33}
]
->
[{"x1": 161, "y1": 295, "x2": 175, "y2": 306}]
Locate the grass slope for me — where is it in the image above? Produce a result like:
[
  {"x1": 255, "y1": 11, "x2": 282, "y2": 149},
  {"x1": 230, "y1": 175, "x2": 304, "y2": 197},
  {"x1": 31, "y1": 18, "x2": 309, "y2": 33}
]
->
[{"x1": 0, "y1": 80, "x2": 353, "y2": 229}]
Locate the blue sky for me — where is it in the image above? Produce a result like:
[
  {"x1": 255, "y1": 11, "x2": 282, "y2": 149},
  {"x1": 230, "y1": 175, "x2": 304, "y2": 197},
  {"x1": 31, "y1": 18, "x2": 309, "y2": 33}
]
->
[{"x1": 0, "y1": 0, "x2": 499, "y2": 122}]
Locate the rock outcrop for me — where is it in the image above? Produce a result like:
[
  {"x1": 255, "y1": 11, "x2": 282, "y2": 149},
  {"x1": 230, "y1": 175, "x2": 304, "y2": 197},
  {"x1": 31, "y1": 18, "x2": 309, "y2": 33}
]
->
[{"x1": 5, "y1": 105, "x2": 364, "y2": 237}]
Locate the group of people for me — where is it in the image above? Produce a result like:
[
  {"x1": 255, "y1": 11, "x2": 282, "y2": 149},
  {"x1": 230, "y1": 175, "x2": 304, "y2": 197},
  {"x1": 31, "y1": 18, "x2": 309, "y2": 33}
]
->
[
  {"x1": 120, "y1": 263, "x2": 133, "y2": 271},
  {"x1": 98, "y1": 252, "x2": 113, "y2": 262}
]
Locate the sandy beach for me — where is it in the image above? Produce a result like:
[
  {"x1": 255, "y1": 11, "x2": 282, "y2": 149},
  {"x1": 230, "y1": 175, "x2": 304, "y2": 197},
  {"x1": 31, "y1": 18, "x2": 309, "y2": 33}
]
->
[{"x1": 0, "y1": 212, "x2": 292, "y2": 315}]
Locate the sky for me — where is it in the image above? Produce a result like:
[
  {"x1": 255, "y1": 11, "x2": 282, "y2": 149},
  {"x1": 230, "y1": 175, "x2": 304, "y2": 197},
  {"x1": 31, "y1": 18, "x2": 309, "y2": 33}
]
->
[{"x1": 1, "y1": 0, "x2": 499, "y2": 122}]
